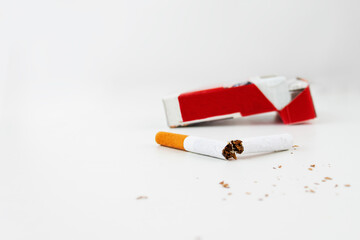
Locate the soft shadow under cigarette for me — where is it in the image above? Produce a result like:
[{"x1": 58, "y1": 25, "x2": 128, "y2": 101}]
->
[
  {"x1": 156, "y1": 144, "x2": 289, "y2": 161},
  {"x1": 235, "y1": 150, "x2": 288, "y2": 161}
]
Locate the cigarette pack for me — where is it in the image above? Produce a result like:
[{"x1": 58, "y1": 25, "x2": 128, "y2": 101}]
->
[{"x1": 163, "y1": 76, "x2": 316, "y2": 127}]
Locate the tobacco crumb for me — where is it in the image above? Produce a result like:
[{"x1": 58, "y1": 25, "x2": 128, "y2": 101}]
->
[
  {"x1": 136, "y1": 196, "x2": 148, "y2": 200},
  {"x1": 222, "y1": 198, "x2": 227, "y2": 201},
  {"x1": 265, "y1": 194, "x2": 269, "y2": 197},
  {"x1": 222, "y1": 143, "x2": 237, "y2": 160},
  {"x1": 309, "y1": 189, "x2": 316, "y2": 193},
  {"x1": 273, "y1": 167, "x2": 276, "y2": 169},
  {"x1": 304, "y1": 186, "x2": 308, "y2": 188},
  {"x1": 245, "y1": 192, "x2": 251, "y2": 195},
  {"x1": 228, "y1": 192, "x2": 232, "y2": 196},
  {"x1": 324, "y1": 177, "x2": 333, "y2": 180},
  {"x1": 344, "y1": 184, "x2": 351, "y2": 187},
  {"x1": 258, "y1": 198, "x2": 263, "y2": 201},
  {"x1": 308, "y1": 168, "x2": 313, "y2": 171},
  {"x1": 335, "y1": 184, "x2": 338, "y2": 188},
  {"x1": 278, "y1": 165, "x2": 282, "y2": 168},
  {"x1": 272, "y1": 184, "x2": 277, "y2": 187},
  {"x1": 310, "y1": 164, "x2": 315, "y2": 168},
  {"x1": 321, "y1": 180, "x2": 326, "y2": 182},
  {"x1": 291, "y1": 152, "x2": 294, "y2": 154},
  {"x1": 231, "y1": 140, "x2": 244, "y2": 154},
  {"x1": 222, "y1": 140, "x2": 245, "y2": 160},
  {"x1": 219, "y1": 181, "x2": 224, "y2": 185},
  {"x1": 292, "y1": 145, "x2": 299, "y2": 148}
]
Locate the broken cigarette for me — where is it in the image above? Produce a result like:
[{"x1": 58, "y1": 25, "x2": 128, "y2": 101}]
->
[{"x1": 155, "y1": 132, "x2": 293, "y2": 160}]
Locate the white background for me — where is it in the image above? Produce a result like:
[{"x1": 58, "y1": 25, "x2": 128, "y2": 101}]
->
[{"x1": 1, "y1": 1, "x2": 360, "y2": 240}]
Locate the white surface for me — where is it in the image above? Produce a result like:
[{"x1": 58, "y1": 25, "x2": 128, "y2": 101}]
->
[
  {"x1": 0, "y1": 84, "x2": 360, "y2": 240},
  {"x1": 183, "y1": 136, "x2": 228, "y2": 160},
  {"x1": 1, "y1": 1, "x2": 360, "y2": 240}
]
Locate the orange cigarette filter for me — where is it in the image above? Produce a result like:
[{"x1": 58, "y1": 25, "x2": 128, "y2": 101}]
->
[
  {"x1": 155, "y1": 131, "x2": 238, "y2": 159},
  {"x1": 155, "y1": 131, "x2": 188, "y2": 150}
]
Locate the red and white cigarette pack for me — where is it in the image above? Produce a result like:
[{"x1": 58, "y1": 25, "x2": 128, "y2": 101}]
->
[{"x1": 162, "y1": 76, "x2": 316, "y2": 127}]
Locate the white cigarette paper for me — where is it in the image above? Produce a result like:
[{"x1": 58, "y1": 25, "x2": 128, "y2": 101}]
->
[
  {"x1": 184, "y1": 134, "x2": 293, "y2": 160},
  {"x1": 183, "y1": 136, "x2": 228, "y2": 159},
  {"x1": 155, "y1": 132, "x2": 294, "y2": 160},
  {"x1": 242, "y1": 134, "x2": 293, "y2": 154}
]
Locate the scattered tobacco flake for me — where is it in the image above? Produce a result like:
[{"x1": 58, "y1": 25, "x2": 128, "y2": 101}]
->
[
  {"x1": 136, "y1": 196, "x2": 148, "y2": 200},
  {"x1": 309, "y1": 189, "x2": 316, "y2": 193},
  {"x1": 292, "y1": 145, "x2": 299, "y2": 148},
  {"x1": 222, "y1": 198, "x2": 227, "y2": 201},
  {"x1": 228, "y1": 192, "x2": 232, "y2": 196},
  {"x1": 278, "y1": 165, "x2": 282, "y2": 168},
  {"x1": 308, "y1": 168, "x2": 313, "y2": 171},
  {"x1": 304, "y1": 186, "x2": 308, "y2": 188},
  {"x1": 321, "y1": 180, "x2": 326, "y2": 182},
  {"x1": 265, "y1": 194, "x2": 269, "y2": 197},
  {"x1": 324, "y1": 177, "x2": 333, "y2": 180},
  {"x1": 273, "y1": 167, "x2": 276, "y2": 169},
  {"x1": 291, "y1": 152, "x2": 294, "y2": 154},
  {"x1": 310, "y1": 164, "x2": 315, "y2": 168},
  {"x1": 219, "y1": 181, "x2": 230, "y2": 188},
  {"x1": 344, "y1": 184, "x2": 351, "y2": 187},
  {"x1": 245, "y1": 192, "x2": 251, "y2": 195},
  {"x1": 272, "y1": 184, "x2": 277, "y2": 187},
  {"x1": 335, "y1": 184, "x2": 338, "y2": 188}
]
